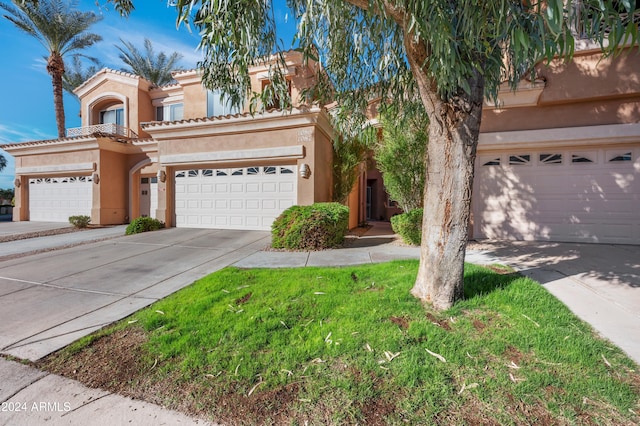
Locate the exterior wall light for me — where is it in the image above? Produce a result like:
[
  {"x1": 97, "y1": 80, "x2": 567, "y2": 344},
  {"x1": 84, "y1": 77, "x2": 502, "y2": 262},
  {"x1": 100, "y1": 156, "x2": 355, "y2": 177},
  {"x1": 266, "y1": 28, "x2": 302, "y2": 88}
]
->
[
  {"x1": 14, "y1": 178, "x2": 20, "y2": 188},
  {"x1": 92, "y1": 172, "x2": 100, "y2": 184},
  {"x1": 299, "y1": 163, "x2": 311, "y2": 179},
  {"x1": 157, "y1": 170, "x2": 166, "y2": 183}
]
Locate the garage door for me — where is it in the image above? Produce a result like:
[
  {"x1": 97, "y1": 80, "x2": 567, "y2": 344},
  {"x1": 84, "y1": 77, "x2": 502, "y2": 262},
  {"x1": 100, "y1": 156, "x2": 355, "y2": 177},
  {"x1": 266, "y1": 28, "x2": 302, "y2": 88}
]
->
[
  {"x1": 175, "y1": 166, "x2": 297, "y2": 230},
  {"x1": 473, "y1": 147, "x2": 640, "y2": 244},
  {"x1": 29, "y1": 176, "x2": 93, "y2": 222}
]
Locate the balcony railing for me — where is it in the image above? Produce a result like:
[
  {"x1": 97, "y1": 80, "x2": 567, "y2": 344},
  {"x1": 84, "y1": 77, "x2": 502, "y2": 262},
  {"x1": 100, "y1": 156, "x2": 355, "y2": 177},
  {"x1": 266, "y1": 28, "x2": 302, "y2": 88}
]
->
[{"x1": 66, "y1": 123, "x2": 138, "y2": 139}]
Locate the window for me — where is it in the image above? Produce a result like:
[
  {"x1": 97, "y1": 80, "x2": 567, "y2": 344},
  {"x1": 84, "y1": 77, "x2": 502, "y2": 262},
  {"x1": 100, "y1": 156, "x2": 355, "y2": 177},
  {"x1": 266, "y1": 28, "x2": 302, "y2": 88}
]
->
[
  {"x1": 156, "y1": 103, "x2": 184, "y2": 121},
  {"x1": 280, "y1": 167, "x2": 294, "y2": 174},
  {"x1": 202, "y1": 169, "x2": 213, "y2": 177},
  {"x1": 231, "y1": 169, "x2": 243, "y2": 176},
  {"x1": 540, "y1": 153, "x2": 563, "y2": 164},
  {"x1": 264, "y1": 166, "x2": 276, "y2": 175},
  {"x1": 247, "y1": 167, "x2": 260, "y2": 175},
  {"x1": 509, "y1": 154, "x2": 531, "y2": 165},
  {"x1": 609, "y1": 152, "x2": 632, "y2": 162},
  {"x1": 207, "y1": 90, "x2": 243, "y2": 117},
  {"x1": 216, "y1": 170, "x2": 228, "y2": 176},
  {"x1": 572, "y1": 154, "x2": 594, "y2": 163},
  {"x1": 100, "y1": 107, "x2": 124, "y2": 125},
  {"x1": 261, "y1": 79, "x2": 292, "y2": 110},
  {"x1": 482, "y1": 157, "x2": 501, "y2": 166}
]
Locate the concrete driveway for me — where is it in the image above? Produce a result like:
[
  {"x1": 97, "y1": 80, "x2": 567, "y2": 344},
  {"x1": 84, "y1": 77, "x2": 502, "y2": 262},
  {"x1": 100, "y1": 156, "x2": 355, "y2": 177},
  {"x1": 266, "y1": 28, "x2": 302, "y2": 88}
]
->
[
  {"x1": 0, "y1": 227, "x2": 269, "y2": 361},
  {"x1": 472, "y1": 241, "x2": 640, "y2": 363}
]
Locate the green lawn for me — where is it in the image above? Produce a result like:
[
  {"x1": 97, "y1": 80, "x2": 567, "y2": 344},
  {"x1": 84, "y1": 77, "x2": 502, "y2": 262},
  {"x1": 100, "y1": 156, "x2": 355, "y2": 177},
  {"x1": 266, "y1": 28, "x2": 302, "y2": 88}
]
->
[{"x1": 41, "y1": 261, "x2": 640, "y2": 425}]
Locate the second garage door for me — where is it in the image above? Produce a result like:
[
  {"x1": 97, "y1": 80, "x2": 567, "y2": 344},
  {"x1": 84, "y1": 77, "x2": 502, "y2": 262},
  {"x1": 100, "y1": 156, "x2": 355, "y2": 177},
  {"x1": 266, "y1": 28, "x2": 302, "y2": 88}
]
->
[
  {"x1": 473, "y1": 147, "x2": 640, "y2": 244},
  {"x1": 175, "y1": 166, "x2": 297, "y2": 230}
]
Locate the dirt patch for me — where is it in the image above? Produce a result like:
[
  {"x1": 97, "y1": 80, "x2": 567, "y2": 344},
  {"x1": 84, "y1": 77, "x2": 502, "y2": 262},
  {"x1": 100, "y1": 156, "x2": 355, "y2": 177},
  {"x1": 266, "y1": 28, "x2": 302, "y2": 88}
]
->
[
  {"x1": 426, "y1": 312, "x2": 452, "y2": 331},
  {"x1": 504, "y1": 346, "x2": 524, "y2": 365},
  {"x1": 389, "y1": 316, "x2": 410, "y2": 330},
  {"x1": 235, "y1": 292, "x2": 252, "y2": 305},
  {"x1": 37, "y1": 327, "x2": 149, "y2": 393},
  {"x1": 356, "y1": 397, "x2": 397, "y2": 426},
  {"x1": 472, "y1": 319, "x2": 486, "y2": 331}
]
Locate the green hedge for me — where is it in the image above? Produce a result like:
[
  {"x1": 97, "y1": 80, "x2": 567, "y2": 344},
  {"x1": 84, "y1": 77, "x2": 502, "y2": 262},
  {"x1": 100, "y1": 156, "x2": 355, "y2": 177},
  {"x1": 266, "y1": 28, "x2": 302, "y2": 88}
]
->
[
  {"x1": 125, "y1": 217, "x2": 164, "y2": 235},
  {"x1": 271, "y1": 203, "x2": 349, "y2": 250},
  {"x1": 391, "y1": 208, "x2": 423, "y2": 245}
]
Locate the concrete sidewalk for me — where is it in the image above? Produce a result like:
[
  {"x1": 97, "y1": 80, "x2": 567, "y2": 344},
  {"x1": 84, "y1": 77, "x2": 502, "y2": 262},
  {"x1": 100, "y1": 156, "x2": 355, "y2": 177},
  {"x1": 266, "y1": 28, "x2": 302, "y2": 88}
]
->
[
  {"x1": 0, "y1": 358, "x2": 214, "y2": 426},
  {"x1": 0, "y1": 225, "x2": 128, "y2": 258}
]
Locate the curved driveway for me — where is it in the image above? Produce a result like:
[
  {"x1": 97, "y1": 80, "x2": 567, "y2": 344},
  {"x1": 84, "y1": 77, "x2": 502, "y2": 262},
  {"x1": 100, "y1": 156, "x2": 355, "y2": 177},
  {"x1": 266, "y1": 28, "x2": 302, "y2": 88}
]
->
[{"x1": 0, "y1": 227, "x2": 269, "y2": 361}]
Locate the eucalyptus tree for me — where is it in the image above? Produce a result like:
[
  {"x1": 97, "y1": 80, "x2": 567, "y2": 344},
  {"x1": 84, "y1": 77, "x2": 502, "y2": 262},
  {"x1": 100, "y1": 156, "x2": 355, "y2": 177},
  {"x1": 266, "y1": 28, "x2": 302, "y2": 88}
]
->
[
  {"x1": 116, "y1": 38, "x2": 184, "y2": 86},
  {"x1": 1, "y1": 0, "x2": 102, "y2": 138},
  {"x1": 109, "y1": 0, "x2": 638, "y2": 310}
]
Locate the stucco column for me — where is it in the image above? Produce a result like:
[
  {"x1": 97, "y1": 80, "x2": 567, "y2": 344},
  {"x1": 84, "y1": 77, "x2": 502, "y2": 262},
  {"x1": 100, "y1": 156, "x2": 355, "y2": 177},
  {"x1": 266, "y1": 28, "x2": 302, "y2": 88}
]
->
[
  {"x1": 12, "y1": 176, "x2": 28, "y2": 221},
  {"x1": 155, "y1": 166, "x2": 174, "y2": 227}
]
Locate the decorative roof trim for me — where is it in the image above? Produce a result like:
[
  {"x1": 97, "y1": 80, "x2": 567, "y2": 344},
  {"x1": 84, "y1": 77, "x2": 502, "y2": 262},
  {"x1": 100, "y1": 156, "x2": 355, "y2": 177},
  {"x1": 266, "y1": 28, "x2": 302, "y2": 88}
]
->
[{"x1": 74, "y1": 68, "x2": 154, "y2": 98}]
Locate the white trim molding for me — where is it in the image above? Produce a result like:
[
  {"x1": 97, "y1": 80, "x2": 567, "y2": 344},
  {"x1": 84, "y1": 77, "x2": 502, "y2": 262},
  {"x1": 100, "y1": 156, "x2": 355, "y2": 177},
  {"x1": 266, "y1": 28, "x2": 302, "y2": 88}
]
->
[
  {"x1": 484, "y1": 79, "x2": 546, "y2": 110},
  {"x1": 479, "y1": 123, "x2": 640, "y2": 151},
  {"x1": 16, "y1": 162, "x2": 96, "y2": 175},
  {"x1": 161, "y1": 145, "x2": 304, "y2": 166}
]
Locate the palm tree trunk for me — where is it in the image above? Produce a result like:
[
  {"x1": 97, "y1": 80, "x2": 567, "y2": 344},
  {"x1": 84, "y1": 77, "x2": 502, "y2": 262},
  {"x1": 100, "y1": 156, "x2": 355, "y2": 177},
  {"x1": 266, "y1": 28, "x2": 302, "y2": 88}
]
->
[{"x1": 47, "y1": 53, "x2": 66, "y2": 139}]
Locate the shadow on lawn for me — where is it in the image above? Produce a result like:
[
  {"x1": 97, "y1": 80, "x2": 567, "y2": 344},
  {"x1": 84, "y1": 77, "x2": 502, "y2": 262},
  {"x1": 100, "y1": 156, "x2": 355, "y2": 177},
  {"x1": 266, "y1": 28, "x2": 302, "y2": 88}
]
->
[{"x1": 463, "y1": 267, "x2": 522, "y2": 299}]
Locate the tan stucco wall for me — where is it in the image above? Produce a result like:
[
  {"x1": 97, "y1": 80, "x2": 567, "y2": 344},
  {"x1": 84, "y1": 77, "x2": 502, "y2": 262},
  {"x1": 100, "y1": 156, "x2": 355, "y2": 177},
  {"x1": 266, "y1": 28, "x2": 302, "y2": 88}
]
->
[
  {"x1": 481, "y1": 49, "x2": 640, "y2": 133},
  {"x1": 182, "y1": 82, "x2": 208, "y2": 119},
  {"x1": 311, "y1": 127, "x2": 334, "y2": 203},
  {"x1": 96, "y1": 150, "x2": 129, "y2": 225}
]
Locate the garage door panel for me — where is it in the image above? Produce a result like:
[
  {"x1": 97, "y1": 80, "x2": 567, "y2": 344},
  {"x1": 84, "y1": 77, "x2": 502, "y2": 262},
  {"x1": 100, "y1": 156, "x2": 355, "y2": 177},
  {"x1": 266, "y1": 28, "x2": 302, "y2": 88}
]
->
[
  {"x1": 474, "y1": 147, "x2": 640, "y2": 244},
  {"x1": 29, "y1": 177, "x2": 93, "y2": 223},
  {"x1": 175, "y1": 166, "x2": 297, "y2": 230}
]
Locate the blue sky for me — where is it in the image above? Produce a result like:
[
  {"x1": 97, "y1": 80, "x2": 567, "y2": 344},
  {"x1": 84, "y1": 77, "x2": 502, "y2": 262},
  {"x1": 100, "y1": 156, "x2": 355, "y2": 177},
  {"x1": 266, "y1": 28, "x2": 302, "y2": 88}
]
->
[{"x1": 0, "y1": 0, "x2": 295, "y2": 189}]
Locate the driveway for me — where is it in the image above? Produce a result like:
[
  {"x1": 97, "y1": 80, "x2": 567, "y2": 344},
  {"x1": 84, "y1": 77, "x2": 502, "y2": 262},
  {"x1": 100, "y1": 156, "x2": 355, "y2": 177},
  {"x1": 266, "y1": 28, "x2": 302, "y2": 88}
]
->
[
  {"x1": 471, "y1": 241, "x2": 640, "y2": 363},
  {"x1": 0, "y1": 227, "x2": 269, "y2": 361}
]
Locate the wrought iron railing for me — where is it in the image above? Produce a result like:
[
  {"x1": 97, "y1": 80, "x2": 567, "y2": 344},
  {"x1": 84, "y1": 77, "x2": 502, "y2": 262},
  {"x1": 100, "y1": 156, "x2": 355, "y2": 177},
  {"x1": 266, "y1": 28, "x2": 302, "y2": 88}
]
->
[{"x1": 66, "y1": 123, "x2": 138, "y2": 139}]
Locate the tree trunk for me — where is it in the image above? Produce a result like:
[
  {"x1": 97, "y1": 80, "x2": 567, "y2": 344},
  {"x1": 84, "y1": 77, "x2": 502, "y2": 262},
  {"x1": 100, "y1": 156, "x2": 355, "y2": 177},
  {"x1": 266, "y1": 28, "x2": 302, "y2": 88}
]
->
[
  {"x1": 410, "y1": 71, "x2": 485, "y2": 310},
  {"x1": 47, "y1": 53, "x2": 66, "y2": 139}
]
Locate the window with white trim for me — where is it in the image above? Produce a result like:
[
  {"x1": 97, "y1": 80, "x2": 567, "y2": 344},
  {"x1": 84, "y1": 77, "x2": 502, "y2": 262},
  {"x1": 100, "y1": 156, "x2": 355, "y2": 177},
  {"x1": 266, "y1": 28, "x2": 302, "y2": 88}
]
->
[
  {"x1": 207, "y1": 90, "x2": 243, "y2": 117},
  {"x1": 156, "y1": 103, "x2": 184, "y2": 121}
]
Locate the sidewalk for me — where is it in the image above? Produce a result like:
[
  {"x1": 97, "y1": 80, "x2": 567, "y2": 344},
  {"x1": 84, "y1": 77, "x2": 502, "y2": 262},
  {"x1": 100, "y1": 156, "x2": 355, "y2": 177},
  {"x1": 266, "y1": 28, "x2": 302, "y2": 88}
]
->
[
  {"x1": 0, "y1": 225, "x2": 128, "y2": 258},
  {"x1": 0, "y1": 358, "x2": 214, "y2": 426}
]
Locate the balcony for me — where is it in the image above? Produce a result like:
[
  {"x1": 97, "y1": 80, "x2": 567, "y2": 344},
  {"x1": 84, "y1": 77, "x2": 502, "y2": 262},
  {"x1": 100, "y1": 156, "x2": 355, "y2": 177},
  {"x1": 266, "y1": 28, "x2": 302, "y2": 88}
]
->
[{"x1": 66, "y1": 123, "x2": 138, "y2": 139}]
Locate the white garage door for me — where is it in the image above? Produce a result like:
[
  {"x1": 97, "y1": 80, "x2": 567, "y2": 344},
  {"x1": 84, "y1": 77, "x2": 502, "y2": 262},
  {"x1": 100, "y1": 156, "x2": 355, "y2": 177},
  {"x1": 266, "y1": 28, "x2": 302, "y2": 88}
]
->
[
  {"x1": 175, "y1": 166, "x2": 297, "y2": 230},
  {"x1": 29, "y1": 176, "x2": 93, "y2": 222},
  {"x1": 473, "y1": 147, "x2": 640, "y2": 244}
]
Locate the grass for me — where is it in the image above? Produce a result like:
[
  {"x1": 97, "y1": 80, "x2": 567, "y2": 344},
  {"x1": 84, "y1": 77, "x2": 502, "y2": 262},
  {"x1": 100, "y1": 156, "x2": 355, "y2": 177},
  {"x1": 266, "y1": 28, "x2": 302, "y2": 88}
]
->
[{"x1": 40, "y1": 260, "x2": 640, "y2": 425}]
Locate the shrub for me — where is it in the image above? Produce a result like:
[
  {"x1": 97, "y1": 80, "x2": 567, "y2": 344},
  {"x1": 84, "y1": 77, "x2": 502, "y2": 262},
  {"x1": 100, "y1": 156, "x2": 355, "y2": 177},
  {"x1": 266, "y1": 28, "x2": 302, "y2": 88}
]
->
[
  {"x1": 69, "y1": 215, "x2": 91, "y2": 228},
  {"x1": 125, "y1": 216, "x2": 164, "y2": 235},
  {"x1": 391, "y1": 208, "x2": 423, "y2": 245},
  {"x1": 272, "y1": 203, "x2": 349, "y2": 250}
]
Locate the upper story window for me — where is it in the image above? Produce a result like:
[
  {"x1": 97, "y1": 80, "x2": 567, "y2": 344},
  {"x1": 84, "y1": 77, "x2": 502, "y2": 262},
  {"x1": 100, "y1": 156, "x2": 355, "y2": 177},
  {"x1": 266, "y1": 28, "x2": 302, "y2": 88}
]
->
[
  {"x1": 207, "y1": 90, "x2": 243, "y2": 117},
  {"x1": 100, "y1": 107, "x2": 124, "y2": 125},
  {"x1": 156, "y1": 103, "x2": 184, "y2": 121},
  {"x1": 261, "y1": 79, "x2": 292, "y2": 110}
]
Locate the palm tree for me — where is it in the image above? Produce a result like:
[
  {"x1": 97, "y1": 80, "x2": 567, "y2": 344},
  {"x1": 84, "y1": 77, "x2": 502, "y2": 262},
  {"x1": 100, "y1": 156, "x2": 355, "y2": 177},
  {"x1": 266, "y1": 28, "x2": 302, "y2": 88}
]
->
[
  {"x1": 0, "y1": 0, "x2": 102, "y2": 138},
  {"x1": 0, "y1": 154, "x2": 6, "y2": 172},
  {"x1": 116, "y1": 38, "x2": 183, "y2": 86},
  {"x1": 63, "y1": 56, "x2": 103, "y2": 99}
]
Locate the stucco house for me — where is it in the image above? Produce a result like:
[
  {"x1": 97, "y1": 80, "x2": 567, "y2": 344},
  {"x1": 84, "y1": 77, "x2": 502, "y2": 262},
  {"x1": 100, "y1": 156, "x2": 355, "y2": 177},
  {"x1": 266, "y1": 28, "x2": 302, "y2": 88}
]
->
[
  {"x1": 3, "y1": 43, "x2": 639, "y2": 244},
  {"x1": 4, "y1": 51, "x2": 334, "y2": 231}
]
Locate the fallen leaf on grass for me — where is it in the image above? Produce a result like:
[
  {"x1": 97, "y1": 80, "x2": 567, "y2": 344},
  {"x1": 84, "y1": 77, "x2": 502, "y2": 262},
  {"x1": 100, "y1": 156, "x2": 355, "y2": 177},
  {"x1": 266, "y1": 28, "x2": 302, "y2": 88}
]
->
[
  {"x1": 601, "y1": 354, "x2": 612, "y2": 367},
  {"x1": 314, "y1": 292, "x2": 326, "y2": 295},
  {"x1": 127, "y1": 319, "x2": 138, "y2": 324},
  {"x1": 384, "y1": 351, "x2": 400, "y2": 362},
  {"x1": 458, "y1": 382, "x2": 479, "y2": 395},
  {"x1": 507, "y1": 361, "x2": 520, "y2": 369},
  {"x1": 365, "y1": 343, "x2": 373, "y2": 352},
  {"x1": 425, "y1": 348, "x2": 446, "y2": 363},
  {"x1": 247, "y1": 380, "x2": 264, "y2": 396},
  {"x1": 509, "y1": 373, "x2": 526, "y2": 383},
  {"x1": 311, "y1": 358, "x2": 326, "y2": 364},
  {"x1": 521, "y1": 314, "x2": 540, "y2": 327},
  {"x1": 155, "y1": 310, "x2": 165, "y2": 315}
]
